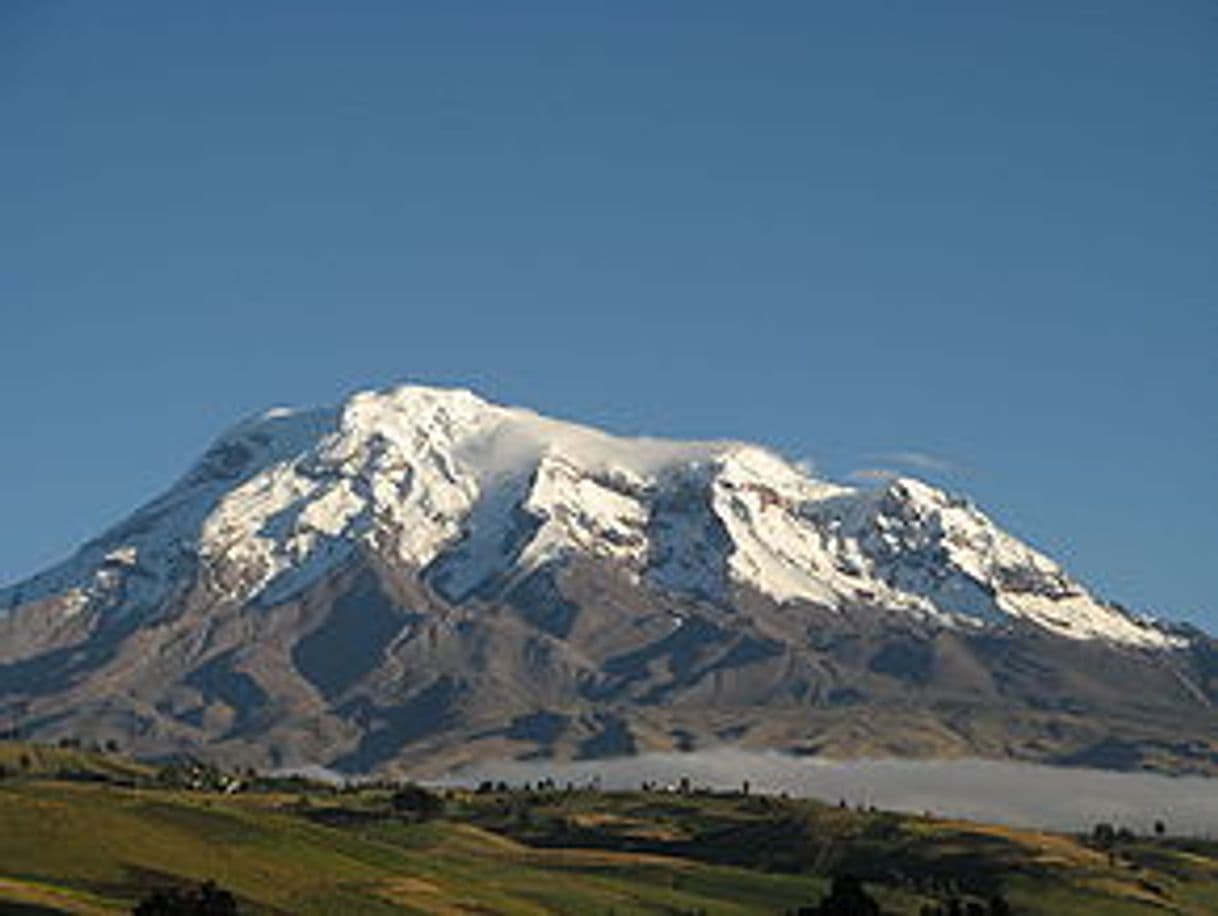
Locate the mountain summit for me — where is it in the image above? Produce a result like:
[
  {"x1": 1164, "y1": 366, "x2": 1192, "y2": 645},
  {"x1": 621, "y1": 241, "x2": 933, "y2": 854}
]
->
[
  {"x1": 1, "y1": 385, "x2": 1214, "y2": 775},
  {"x1": 0, "y1": 385, "x2": 1170, "y2": 645}
]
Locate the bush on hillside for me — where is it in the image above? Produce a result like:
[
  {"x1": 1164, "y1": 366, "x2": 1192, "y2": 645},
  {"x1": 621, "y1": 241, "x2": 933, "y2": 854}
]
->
[
  {"x1": 131, "y1": 880, "x2": 238, "y2": 915},
  {"x1": 391, "y1": 783, "x2": 444, "y2": 820},
  {"x1": 792, "y1": 874, "x2": 881, "y2": 915}
]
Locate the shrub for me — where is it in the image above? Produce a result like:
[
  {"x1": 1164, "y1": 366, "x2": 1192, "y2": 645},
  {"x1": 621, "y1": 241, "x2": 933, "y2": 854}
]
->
[
  {"x1": 390, "y1": 783, "x2": 444, "y2": 820},
  {"x1": 131, "y1": 880, "x2": 237, "y2": 915}
]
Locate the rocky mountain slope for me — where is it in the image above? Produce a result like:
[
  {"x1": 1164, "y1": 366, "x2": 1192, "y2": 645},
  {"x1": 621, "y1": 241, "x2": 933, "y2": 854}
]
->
[{"x1": 1, "y1": 385, "x2": 1214, "y2": 776}]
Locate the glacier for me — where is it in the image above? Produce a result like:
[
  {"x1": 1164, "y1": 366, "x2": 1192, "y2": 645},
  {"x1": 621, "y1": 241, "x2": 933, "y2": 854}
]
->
[{"x1": 0, "y1": 384, "x2": 1176, "y2": 648}]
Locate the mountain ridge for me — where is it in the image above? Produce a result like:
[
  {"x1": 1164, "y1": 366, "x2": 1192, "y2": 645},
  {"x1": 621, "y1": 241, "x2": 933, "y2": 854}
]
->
[
  {"x1": 0, "y1": 384, "x2": 1176, "y2": 647},
  {"x1": 0, "y1": 384, "x2": 1213, "y2": 776}
]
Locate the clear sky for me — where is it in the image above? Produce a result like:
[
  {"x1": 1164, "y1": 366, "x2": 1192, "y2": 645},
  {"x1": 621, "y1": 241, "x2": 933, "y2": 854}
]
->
[{"x1": 2, "y1": 2, "x2": 1215, "y2": 627}]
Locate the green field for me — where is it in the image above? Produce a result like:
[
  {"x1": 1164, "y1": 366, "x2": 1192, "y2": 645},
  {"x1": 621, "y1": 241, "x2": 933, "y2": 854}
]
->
[{"x1": 1, "y1": 742, "x2": 1216, "y2": 914}]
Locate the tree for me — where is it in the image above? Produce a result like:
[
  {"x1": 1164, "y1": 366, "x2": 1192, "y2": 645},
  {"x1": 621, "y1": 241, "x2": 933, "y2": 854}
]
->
[
  {"x1": 1092, "y1": 822, "x2": 1117, "y2": 849},
  {"x1": 1154, "y1": 819, "x2": 1166, "y2": 838},
  {"x1": 795, "y1": 875, "x2": 881, "y2": 916},
  {"x1": 390, "y1": 784, "x2": 443, "y2": 820},
  {"x1": 987, "y1": 893, "x2": 1012, "y2": 916},
  {"x1": 132, "y1": 880, "x2": 237, "y2": 915}
]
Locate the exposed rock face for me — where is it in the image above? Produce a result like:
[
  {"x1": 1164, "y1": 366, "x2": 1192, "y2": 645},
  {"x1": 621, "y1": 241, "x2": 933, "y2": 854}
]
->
[{"x1": 1, "y1": 385, "x2": 1213, "y2": 776}]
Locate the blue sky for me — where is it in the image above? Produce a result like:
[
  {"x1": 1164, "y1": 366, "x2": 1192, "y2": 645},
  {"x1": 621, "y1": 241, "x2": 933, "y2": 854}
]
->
[{"x1": 2, "y1": 2, "x2": 1215, "y2": 627}]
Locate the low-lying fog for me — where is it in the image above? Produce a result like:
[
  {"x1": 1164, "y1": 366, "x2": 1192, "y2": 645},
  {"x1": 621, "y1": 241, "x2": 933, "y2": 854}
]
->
[{"x1": 440, "y1": 749, "x2": 1218, "y2": 835}]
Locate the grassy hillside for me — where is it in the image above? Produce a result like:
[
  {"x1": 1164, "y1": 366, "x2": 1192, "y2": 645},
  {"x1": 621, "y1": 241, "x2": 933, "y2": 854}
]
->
[
  {"x1": 1, "y1": 742, "x2": 1216, "y2": 914},
  {"x1": 0, "y1": 741, "x2": 154, "y2": 783},
  {"x1": 0, "y1": 779, "x2": 827, "y2": 914}
]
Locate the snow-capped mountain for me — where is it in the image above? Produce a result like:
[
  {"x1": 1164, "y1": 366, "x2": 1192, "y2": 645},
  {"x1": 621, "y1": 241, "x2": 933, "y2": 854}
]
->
[
  {"x1": 0, "y1": 385, "x2": 1171, "y2": 647},
  {"x1": 1, "y1": 385, "x2": 1213, "y2": 776}
]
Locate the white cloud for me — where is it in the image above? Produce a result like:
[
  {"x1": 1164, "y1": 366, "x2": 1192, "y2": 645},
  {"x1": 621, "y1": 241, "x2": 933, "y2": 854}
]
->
[
  {"x1": 847, "y1": 467, "x2": 900, "y2": 485},
  {"x1": 793, "y1": 456, "x2": 817, "y2": 477},
  {"x1": 441, "y1": 750, "x2": 1218, "y2": 835},
  {"x1": 874, "y1": 451, "x2": 955, "y2": 474}
]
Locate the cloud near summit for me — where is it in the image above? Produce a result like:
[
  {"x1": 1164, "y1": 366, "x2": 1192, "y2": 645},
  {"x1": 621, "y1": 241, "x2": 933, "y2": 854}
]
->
[{"x1": 875, "y1": 450, "x2": 955, "y2": 473}]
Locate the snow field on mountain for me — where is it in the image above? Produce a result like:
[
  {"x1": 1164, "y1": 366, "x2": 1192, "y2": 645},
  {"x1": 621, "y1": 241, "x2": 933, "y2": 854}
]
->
[{"x1": 0, "y1": 384, "x2": 1177, "y2": 647}]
